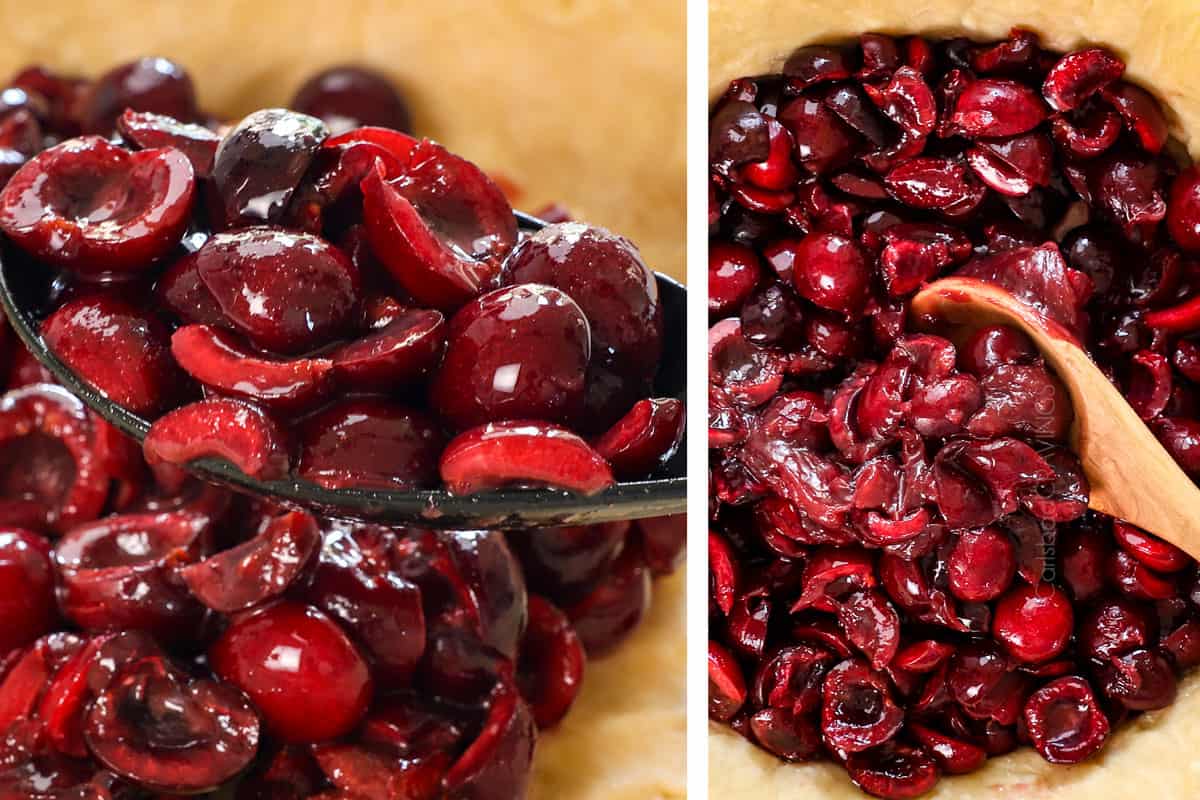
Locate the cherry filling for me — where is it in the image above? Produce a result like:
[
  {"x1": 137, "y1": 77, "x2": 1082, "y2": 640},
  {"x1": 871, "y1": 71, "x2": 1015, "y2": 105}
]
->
[{"x1": 711, "y1": 29, "x2": 1200, "y2": 799}]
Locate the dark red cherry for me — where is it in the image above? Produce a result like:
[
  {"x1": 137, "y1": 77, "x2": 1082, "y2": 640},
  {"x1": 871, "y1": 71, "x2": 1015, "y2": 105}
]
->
[
  {"x1": 430, "y1": 283, "x2": 590, "y2": 430},
  {"x1": 191, "y1": 226, "x2": 361, "y2": 355},
  {"x1": 297, "y1": 399, "x2": 443, "y2": 491},
  {"x1": 0, "y1": 137, "x2": 195, "y2": 278},
  {"x1": 84, "y1": 657, "x2": 259, "y2": 794},
  {"x1": 502, "y1": 222, "x2": 663, "y2": 380},
  {"x1": 42, "y1": 295, "x2": 185, "y2": 416},
  {"x1": 144, "y1": 398, "x2": 291, "y2": 481},
  {"x1": 593, "y1": 398, "x2": 685, "y2": 479},
  {"x1": 361, "y1": 141, "x2": 517, "y2": 310},
  {"x1": 291, "y1": 65, "x2": 412, "y2": 134},
  {"x1": 330, "y1": 308, "x2": 447, "y2": 392},
  {"x1": 181, "y1": 510, "x2": 320, "y2": 613},
  {"x1": 517, "y1": 595, "x2": 585, "y2": 729},
  {"x1": 210, "y1": 601, "x2": 373, "y2": 743},
  {"x1": 78, "y1": 57, "x2": 197, "y2": 135},
  {"x1": 209, "y1": 108, "x2": 328, "y2": 229},
  {"x1": 54, "y1": 511, "x2": 208, "y2": 639},
  {"x1": 1022, "y1": 676, "x2": 1109, "y2": 763},
  {"x1": 0, "y1": 529, "x2": 56, "y2": 652},
  {"x1": 117, "y1": 109, "x2": 220, "y2": 178}
]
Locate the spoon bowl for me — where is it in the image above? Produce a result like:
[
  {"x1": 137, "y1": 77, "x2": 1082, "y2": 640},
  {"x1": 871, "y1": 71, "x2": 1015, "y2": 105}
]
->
[
  {"x1": 912, "y1": 276, "x2": 1200, "y2": 557},
  {"x1": 0, "y1": 212, "x2": 686, "y2": 529}
]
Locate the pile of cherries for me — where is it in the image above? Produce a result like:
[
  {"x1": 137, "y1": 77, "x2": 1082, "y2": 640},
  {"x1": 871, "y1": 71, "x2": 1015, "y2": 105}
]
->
[
  {"x1": 710, "y1": 28, "x2": 1200, "y2": 799},
  {"x1": 0, "y1": 55, "x2": 682, "y2": 496},
  {"x1": 0, "y1": 57, "x2": 687, "y2": 799}
]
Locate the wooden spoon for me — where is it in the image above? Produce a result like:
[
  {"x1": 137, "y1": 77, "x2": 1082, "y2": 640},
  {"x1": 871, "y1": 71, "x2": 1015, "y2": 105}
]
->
[{"x1": 911, "y1": 276, "x2": 1200, "y2": 557}]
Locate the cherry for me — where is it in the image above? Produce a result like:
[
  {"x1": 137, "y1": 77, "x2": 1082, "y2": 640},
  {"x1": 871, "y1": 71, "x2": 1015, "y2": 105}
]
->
[
  {"x1": 42, "y1": 296, "x2": 185, "y2": 416},
  {"x1": 502, "y1": 222, "x2": 664, "y2": 381},
  {"x1": 1022, "y1": 676, "x2": 1110, "y2": 763},
  {"x1": 1099, "y1": 646, "x2": 1177, "y2": 710},
  {"x1": 0, "y1": 529, "x2": 56, "y2": 652},
  {"x1": 143, "y1": 398, "x2": 290, "y2": 481},
  {"x1": 155, "y1": 251, "x2": 228, "y2": 329},
  {"x1": 209, "y1": 601, "x2": 373, "y2": 743},
  {"x1": 440, "y1": 682, "x2": 536, "y2": 800},
  {"x1": 84, "y1": 657, "x2": 258, "y2": 793},
  {"x1": 0, "y1": 137, "x2": 195, "y2": 278},
  {"x1": 305, "y1": 524, "x2": 425, "y2": 686},
  {"x1": 1168, "y1": 165, "x2": 1200, "y2": 252},
  {"x1": 1112, "y1": 520, "x2": 1191, "y2": 572},
  {"x1": 710, "y1": 243, "x2": 765, "y2": 316},
  {"x1": 170, "y1": 324, "x2": 334, "y2": 413},
  {"x1": 117, "y1": 109, "x2": 219, "y2": 178},
  {"x1": 181, "y1": 509, "x2": 320, "y2": 613},
  {"x1": 290, "y1": 65, "x2": 412, "y2": 134},
  {"x1": 507, "y1": 521, "x2": 628, "y2": 607},
  {"x1": 709, "y1": 640, "x2": 747, "y2": 722},
  {"x1": 0, "y1": 384, "x2": 107, "y2": 532},
  {"x1": 329, "y1": 308, "x2": 446, "y2": 392},
  {"x1": 949, "y1": 78, "x2": 1049, "y2": 138},
  {"x1": 992, "y1": 583, "x2": 1073, "y2": 663},
  {"x1": 297, "y1": 399, "x2": 443, "y2": 491},
  {"x1": 53, "y1": 511, "x2": 208, "y2": 638},
  {"x1": 846, "y1": 742, "x2": 940, "y2": 799},
  {"x1": 565, "y1": 547, "x2": 650, "y2": 656},
  {"x1": 430, "y1": 283, "x2": 590, "y2": 430},
  {"x1": 777, "y1": 95, "x2": 856, "y2": 175},
  {"x1": 946, "y1": 528, "x2": 1016, "y2": 602},
  {"x1": 191, "y1": 226, "x2": 361, "y2": 355},
  {"x1": 885, "y1": 156, "x2": 987, "y2": 212},
  {"x1": 209, "y1": 108, "x2": 328, "y2": 229},
  {"x1": 517, "y1": 595, "x2": 585, "y2": 729},
  {"x1": 361, "y1": 141, "x2": 517, "y2": 310},
  {"x1": 635, "y1": 514, "x2": 688, "y2": 576},
  {"x1": 1102, "y1": 81, "x2": 1169, "y2": 154},
  {"x1": 593, "y1": 398, "x2": 684, "y2": 479},
  {"x1": 77, "y1": 57, "x2": 196, "y2": 135},
  {"x1": 1079, "y1": 597, "x2": 1151, "y2": 660},
  {"x1": 820, "y1": 658, "x2": 903, "y2": 753},
  {"x1": 1041, "y1": 48, "x2": 1124, "y2": 111},
  {"x1": 908, "y1": 723, "x2": 985, "y2": 775},
  {"x1": 781, "y1": 232, "x2": 870, "y2": 315},
  {"x1": 947, "y1": 642, "x2": 1027, "y2": 725}
]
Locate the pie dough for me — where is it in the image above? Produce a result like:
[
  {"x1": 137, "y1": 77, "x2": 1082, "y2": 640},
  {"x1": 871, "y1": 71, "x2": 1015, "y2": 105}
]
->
[
  {"x1": 710, "y1": 0, "x2": 1200, "y2": 796},
  {"x1": 0, "y1": 2, "x2": 686, "y2": 796}
]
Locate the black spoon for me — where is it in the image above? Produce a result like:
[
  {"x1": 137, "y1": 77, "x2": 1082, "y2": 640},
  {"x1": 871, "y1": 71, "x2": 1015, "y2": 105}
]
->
[{"x1": 0, "y1": 212, "x2": 686, "y2": 529}]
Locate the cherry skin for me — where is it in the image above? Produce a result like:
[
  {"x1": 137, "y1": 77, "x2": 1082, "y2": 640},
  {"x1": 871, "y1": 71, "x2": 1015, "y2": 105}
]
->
[
  {"x1": 209, "y1": 601, "x2": 374, "y2": 743},
  {"x1": 0, "y1": 529, "x2": 56, "y2": 652},
  {"x1": 291, "y1": 65, "x2": 412, "y2": 135},
  {"x1": 430, "y1": 283, "x2": 591, "y2": 430},
  {"x1": 992, "y1": 583, "x2": 1074, "y2": 663}
]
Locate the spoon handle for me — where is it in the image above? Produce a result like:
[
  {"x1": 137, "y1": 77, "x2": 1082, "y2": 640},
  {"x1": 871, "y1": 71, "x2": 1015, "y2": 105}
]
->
[{"x1": 913, "y1": 277, "x2": 1200, "y2": 559}]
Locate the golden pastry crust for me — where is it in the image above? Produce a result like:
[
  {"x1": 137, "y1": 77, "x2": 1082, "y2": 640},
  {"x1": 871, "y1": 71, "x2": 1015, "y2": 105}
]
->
[
  {"x1": 0, "y1": 2, "x2": 686, "y2": 795},
  {"x1": 709, "y1": 0, "x2": 1200, "y2": 795}
]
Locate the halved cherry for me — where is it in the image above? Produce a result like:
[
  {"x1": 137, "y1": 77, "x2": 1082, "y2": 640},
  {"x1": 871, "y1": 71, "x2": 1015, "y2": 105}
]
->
[
  {"x1": 709, "y1": 640, "x2": 747, "y2": 722},
  {"x1": 311, "y1": 741, "x2": 445, "y2": 800},
  {"x1": 305, "y1": 525, "x2": 426, "y2": 686},
  {"x1": 0, "y1": 384, "x2": 107, "y2": 532},
  {"x1": 117, "y1": 109, "x2": 220, "y2": 178},
  {"x1": 360, "y1": 141, "x2": 517, "y2": 310},
  {"x1": 143, "y1": 398, "x2": 291, "y2": 481},
  {"x1": 1102, "y1": 81, "x2": 1169, "y2": 154},
  {"x1": 1112, "y1": 519, "x2": 1191, "y2": 572},
  {"x1": 171, "y1": 324, "x2": 335, "y2": 412},
  {"x1": 0, "y1": 529, "x2": 56, "y2": 654},
  {"x1": 517, "y1": 595, "x2": 585, "y2": 729},
  {"x1": 636, "y1": 514, "x2": 687, "y2": 575},
  {"x1": 593, "y1": 397, "x2": 685, "y2": 479},
  {"x1": 181, "y1": 509, "x2": 320, "y2": 613},
  {"x1": 54, "y1": 511, "x2": 208, "y2": 638},
  {"x1": 820, "y1": 658, "x2": 903, "y2": 753},
  {"x1": 508, "y1": 521, "x2": 629, "y2": 607},
  {"x1": 84, "y1": 656, "x2": 259, "y2": 794},
  {"x1": 565, "y1": 547, "x2": 651, "y2": 657},
  {"x1": 0, "y1": 136, "x2": 195, "y2": 278},
  {"x1": 192, "y1": 226, "x2": 361, "y2": 355},
  {"x1": 324, "y1": 125, "x2": 418, "y2": 161},
  {"x1": 440, "y1": 681, "x2": 536, "y2": 800},
  {"x1": 297, "y1": 399, "x2": 444, "y2": 491},
  {"x1": 210, "y1": 601, "x2": 373, "y2": 743},
  {"x1": 440, "y1": 421, "x2": 615, "y2": 496},
  {"x1": 42, "y1": 295, "x2": 186, "y2": 416},
  {"x1": 155, "y1": 250, "x2": 229, "y2": 329},
  {"x1": 209, "y1": 108, "x2": 327, "y2": 229},
  {"x1": 330, "y1": 308, "x2": 446, "y2": 392},
  {"x1": 285, "y1": 138, "x2": 406, "y2": 233},
  {"x1": 1041, "y1": 48, "x2": 1124, "y2": 111}
]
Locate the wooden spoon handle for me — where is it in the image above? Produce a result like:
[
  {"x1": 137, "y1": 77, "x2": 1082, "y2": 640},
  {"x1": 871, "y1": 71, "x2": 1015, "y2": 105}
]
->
[{"x1": 912, "y1": 277, "x2": 1200, "y2": 558}]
